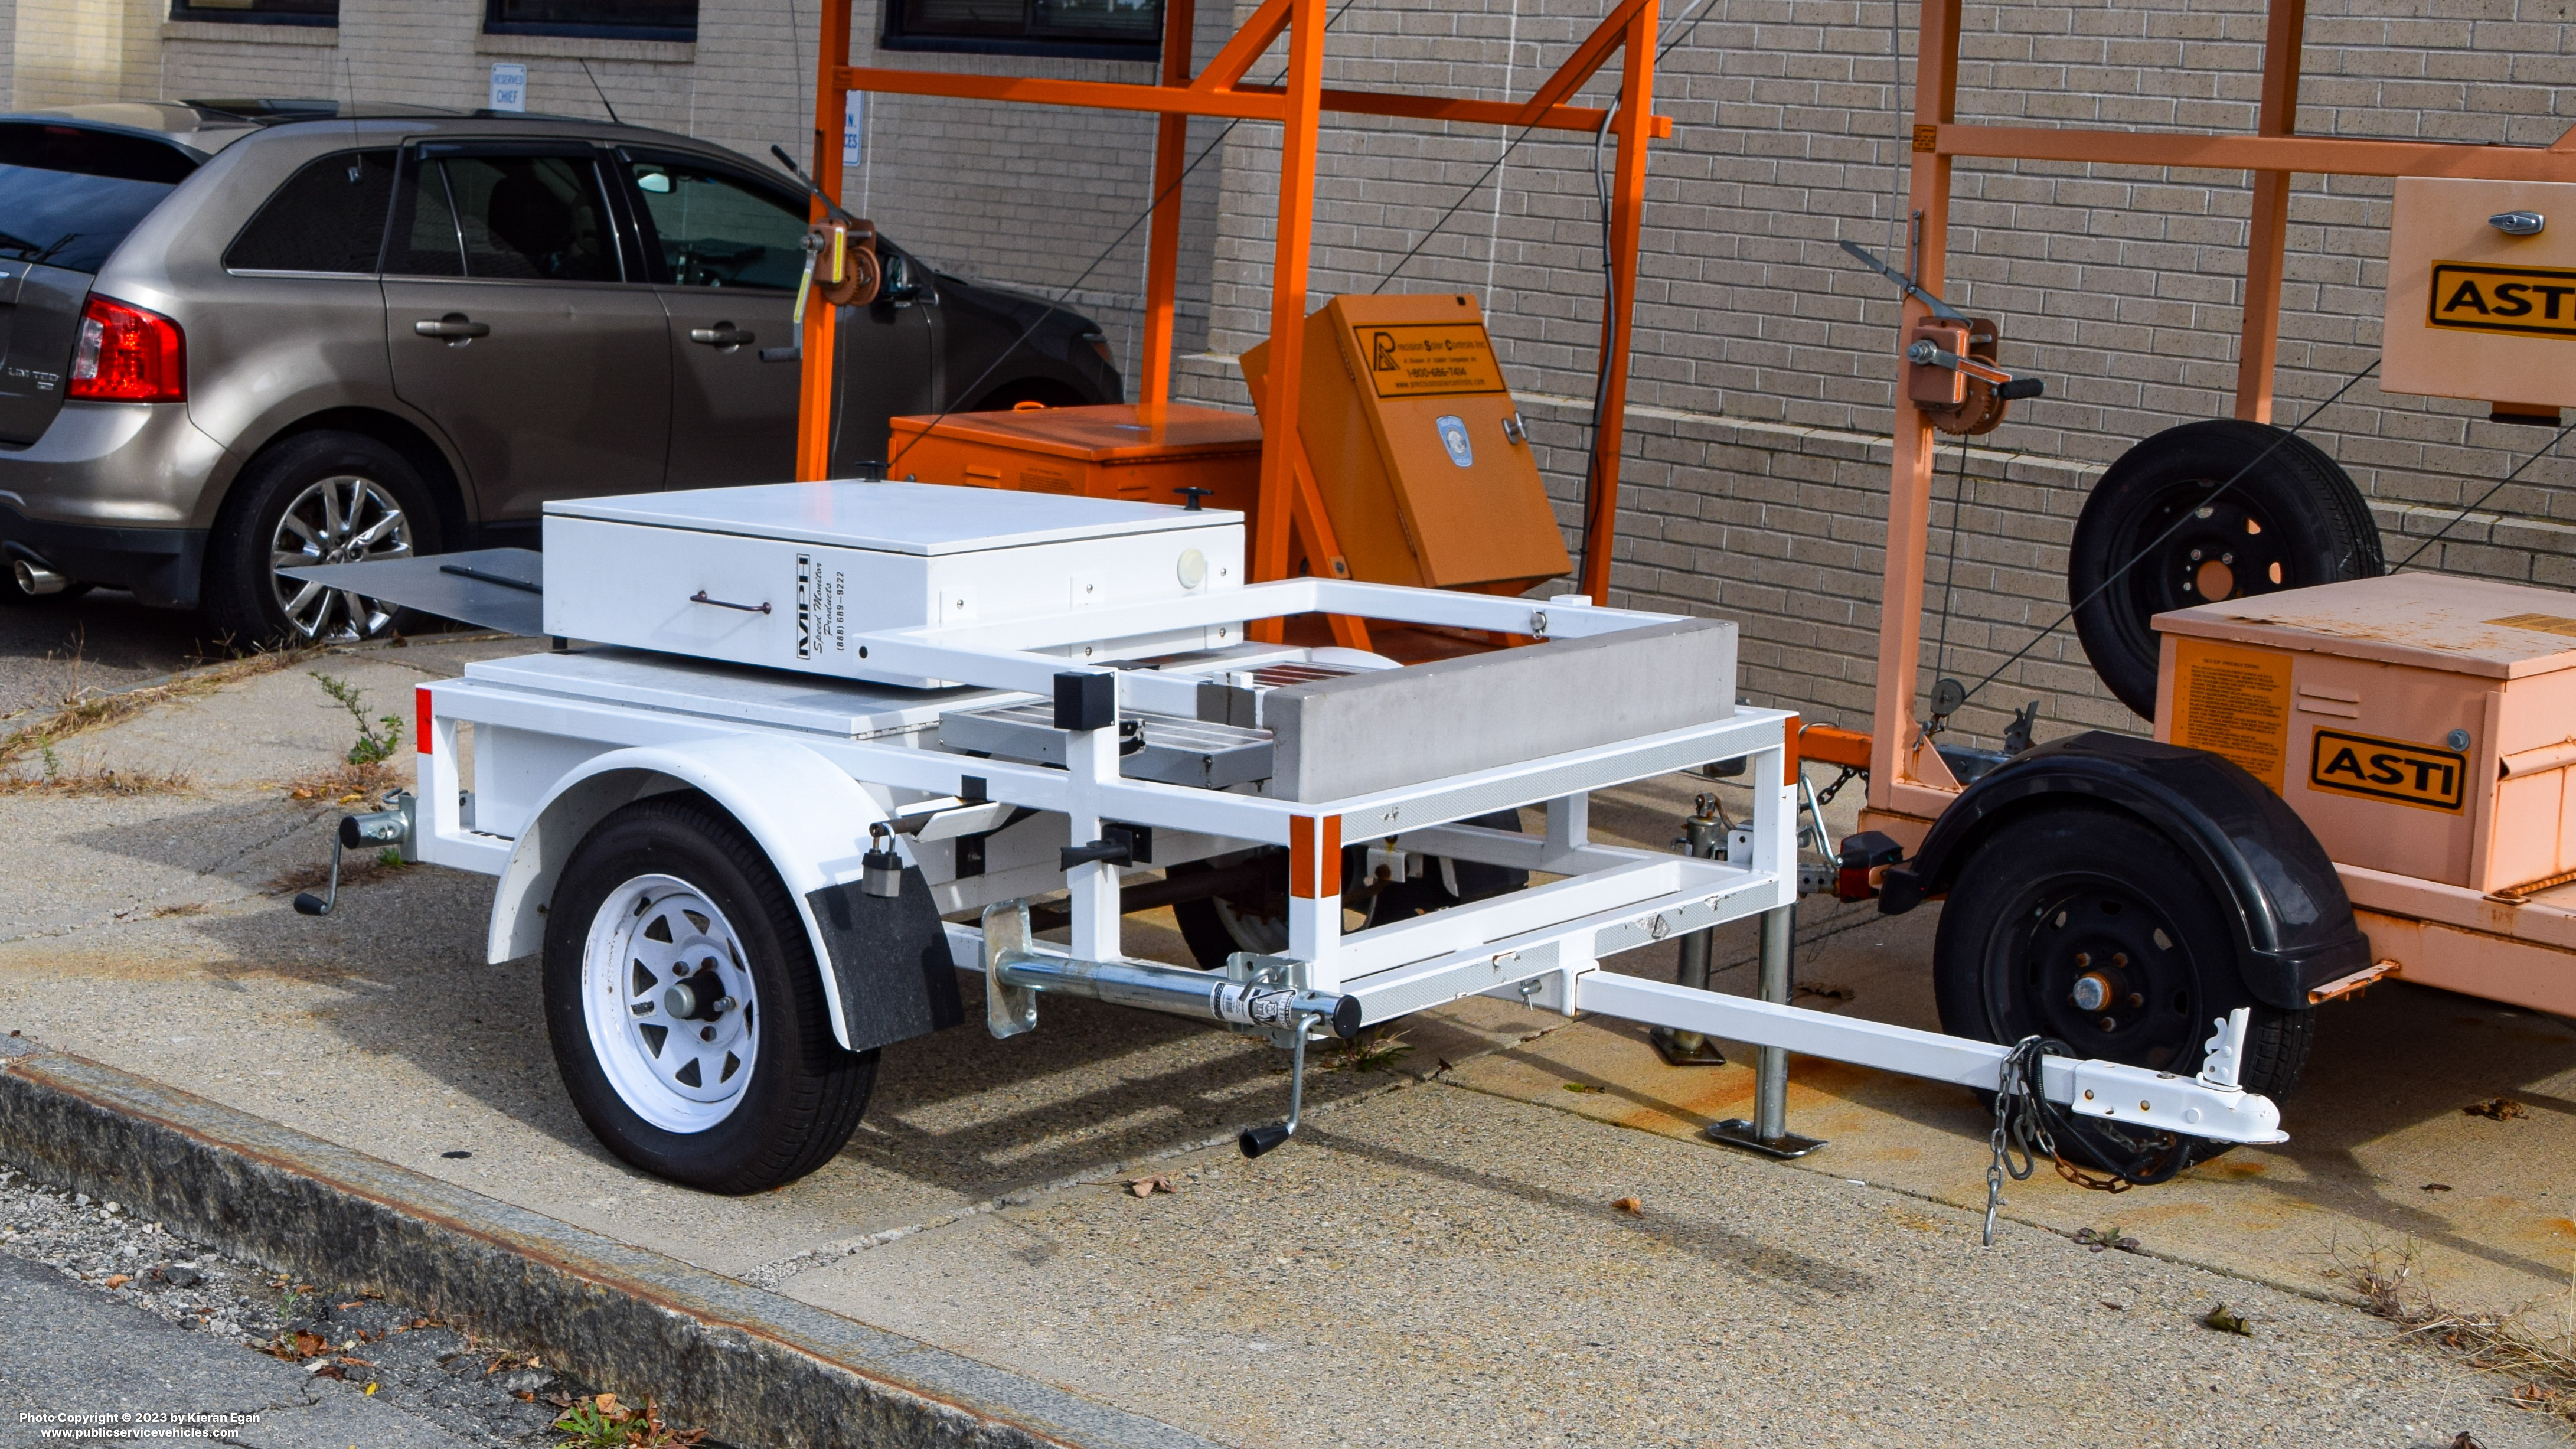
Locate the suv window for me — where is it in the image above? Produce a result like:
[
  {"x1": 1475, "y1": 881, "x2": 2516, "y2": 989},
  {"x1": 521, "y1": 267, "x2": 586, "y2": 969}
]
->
[
  {"x1": 626, "y1": 157, "x2": 805, "y2": 290},
  {"x1": 224, "y1": 149, "x2": 396, "y2": 273},
  {"x1": 0, "y1": 122, "x2": 197, "y2": 274},
  {"x1": 389, "y1": 152, "x2": 620, "y2": 282}
]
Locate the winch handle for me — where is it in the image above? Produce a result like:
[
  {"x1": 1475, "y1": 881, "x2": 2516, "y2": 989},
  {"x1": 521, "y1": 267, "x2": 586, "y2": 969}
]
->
[{"x1": 1839, "y1": 240, "x2": 1969, "y2": 322}]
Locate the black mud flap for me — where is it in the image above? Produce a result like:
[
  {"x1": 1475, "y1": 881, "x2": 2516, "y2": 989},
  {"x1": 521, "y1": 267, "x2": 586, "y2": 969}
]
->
[
  {"x1": 1878, "y1": 730, "x2": 2371, "y2": 1010},
  {"x1": 805, "y1": 866, "x2": 964, "y2": 1053}
]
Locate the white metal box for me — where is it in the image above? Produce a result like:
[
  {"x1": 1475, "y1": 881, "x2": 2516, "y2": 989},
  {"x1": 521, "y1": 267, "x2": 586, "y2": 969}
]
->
[
  {"x1": 541, "y1": 482, "x2": 1246, "y2": 688},
  {"x1": 2383, "y1": 176, "x2": 2576, "y2": 412}
]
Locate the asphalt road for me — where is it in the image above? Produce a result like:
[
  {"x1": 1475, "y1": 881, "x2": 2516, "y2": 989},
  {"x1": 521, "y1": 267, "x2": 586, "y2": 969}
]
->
[{"x1": 0, "y1": 590, "x2": 215, "y2": 721}]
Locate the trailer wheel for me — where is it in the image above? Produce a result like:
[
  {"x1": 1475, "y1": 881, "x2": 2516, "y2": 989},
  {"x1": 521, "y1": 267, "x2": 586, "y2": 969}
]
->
[
  {"x1": 544, "y1": 794, "x2": 876, "y2": 1194},
  {"x1": 1933, "y1": 804, "x2": 2311, "y2": 1166},
  {"x1": 1171, "y1": 850, "x2": 1291, "y2": 969},
  {"x1": 2069, "y1": 419, "x2": 2380, "y2": 719}
]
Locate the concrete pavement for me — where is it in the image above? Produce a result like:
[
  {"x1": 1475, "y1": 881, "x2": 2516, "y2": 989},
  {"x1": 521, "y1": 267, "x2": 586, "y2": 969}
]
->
[{"x1": 0, "y1": 635, "x2": 2567, "y2": 1445}]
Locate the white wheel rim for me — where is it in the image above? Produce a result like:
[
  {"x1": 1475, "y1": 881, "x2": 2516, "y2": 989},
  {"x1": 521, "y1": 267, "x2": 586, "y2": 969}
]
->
[
  {"x1": 269, "y1": 473, "x2": 413, "y2": 641},
  {"x1": 582, "y1": 874, "x2": 760, "y2": 1133}
]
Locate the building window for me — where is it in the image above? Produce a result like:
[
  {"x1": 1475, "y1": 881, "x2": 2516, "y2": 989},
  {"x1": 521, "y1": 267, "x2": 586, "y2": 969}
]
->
[
  {"x1": 483, "y1": 1, "x2": 697, "y2": 42},
  {"x1": 881, "y1": 0, "x2": 1160, "y2": 60},
  {"x1": 167, "y1": 0, "x2": 338, "y2": 26}
]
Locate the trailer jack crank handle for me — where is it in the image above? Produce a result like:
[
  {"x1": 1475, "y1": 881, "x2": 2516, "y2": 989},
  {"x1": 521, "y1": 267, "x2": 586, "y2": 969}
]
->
[
  {"x1": 293, "y1": 794, "x2": 414, "y2": 918},
  {"x1": 1240, "y1": 1010, "x2": 1313, "y2": 1160}
]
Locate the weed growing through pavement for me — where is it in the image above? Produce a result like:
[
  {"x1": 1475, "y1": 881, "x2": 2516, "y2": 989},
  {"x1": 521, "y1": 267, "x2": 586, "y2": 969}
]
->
[
  {"x1": 2329, "y1": 1231, "x2": 2576, "y2": 1424},
  {"x1": 312, "y1": 671, "x2": 404, "y2": 765},
  {"x1": 553, "y1": 1393, "x2": 704, "y2": 1448},
  {"x1": 0, "y1": 644, "x2": 313, "y2": 775},
  {"x1": 1324, "y1": 1026, "x2": 1414, "y2": 1073}
]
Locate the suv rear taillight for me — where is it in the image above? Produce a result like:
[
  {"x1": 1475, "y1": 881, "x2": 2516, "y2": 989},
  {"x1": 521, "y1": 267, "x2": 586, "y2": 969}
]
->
[{"x1": 67, "y1": 295, "x2": 184, "y2": 402}]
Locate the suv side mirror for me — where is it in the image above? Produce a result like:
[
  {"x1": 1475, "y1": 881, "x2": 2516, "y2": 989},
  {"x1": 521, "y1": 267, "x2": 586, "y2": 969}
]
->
[{"x1": 880, "y1": 252, "x2": 920, "y2": 304}]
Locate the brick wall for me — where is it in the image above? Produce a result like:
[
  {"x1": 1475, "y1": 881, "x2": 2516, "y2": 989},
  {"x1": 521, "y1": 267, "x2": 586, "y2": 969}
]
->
[{"x1": 1180, "y1": 0, "x2": 2576, "y2": 749}]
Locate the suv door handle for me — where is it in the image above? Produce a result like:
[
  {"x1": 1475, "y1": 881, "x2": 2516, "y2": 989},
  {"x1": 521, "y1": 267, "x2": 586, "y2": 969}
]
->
[
  {"x1": 688, "y1": 324, "x2": 756, "y2": 349},
  {"x1": 413, "y1": 314, "x2": 490, "y2": 340}
]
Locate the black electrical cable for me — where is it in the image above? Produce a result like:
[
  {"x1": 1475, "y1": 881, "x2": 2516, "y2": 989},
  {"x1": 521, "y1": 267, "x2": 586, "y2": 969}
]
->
[{"x1": 2390, "y1": 417, "x2": 2576, "y2": 572}]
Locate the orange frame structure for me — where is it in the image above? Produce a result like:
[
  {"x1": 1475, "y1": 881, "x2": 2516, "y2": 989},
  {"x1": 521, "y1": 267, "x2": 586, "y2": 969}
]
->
[
  {"x1": 792, "y1": 0, "x2": 1673, "y2": 606},
  {"x1": 1860, "y1": 0, "x2": 2576, "y2": 846}
]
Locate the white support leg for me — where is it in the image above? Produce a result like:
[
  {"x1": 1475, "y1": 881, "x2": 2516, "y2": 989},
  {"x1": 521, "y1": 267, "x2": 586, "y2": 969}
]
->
[
  {"x1": 1065, "y1": 720, "x2": 1123, "y2": 964},
  {"x1": 1542, "y1": 793, "x2": 1590, "y2": 874}
]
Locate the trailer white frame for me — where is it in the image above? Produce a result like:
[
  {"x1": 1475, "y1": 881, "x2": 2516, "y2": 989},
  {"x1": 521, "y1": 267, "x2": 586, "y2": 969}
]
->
[{"x1": 409, "y1": 575, "x2": 2288, "y2": 1154}]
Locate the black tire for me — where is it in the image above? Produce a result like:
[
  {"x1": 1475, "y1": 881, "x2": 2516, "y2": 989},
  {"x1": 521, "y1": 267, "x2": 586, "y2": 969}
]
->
[
  {"x1": 544, "y1": 794, "x2": 876, "y2": 1194},
  {"x1": 201, "y1": 430, "x2": 443, "y2": 646},
  {"x1": 1933, "y1": 804, "x2": 2311, "y2": 1168},
  {"x1": 1170, "y1": 813, "x2": 1531, "y2": 970},
  {"x1": 1172, "y1": 850, "x2": 1290, "y2": 971},
  {"x1": 2069, "y1": 419, "x2": 2381, "y2": 719}
]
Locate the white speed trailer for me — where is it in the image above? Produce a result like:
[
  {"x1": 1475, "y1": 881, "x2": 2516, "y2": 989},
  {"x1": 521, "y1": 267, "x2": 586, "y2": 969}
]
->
[{"x1": 306, "y1": 482, "x2": 2287, "y2": 1196}]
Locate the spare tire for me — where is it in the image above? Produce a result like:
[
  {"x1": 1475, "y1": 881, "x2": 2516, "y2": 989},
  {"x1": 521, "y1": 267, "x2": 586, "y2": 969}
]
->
[{"x1": 2069, "y1": 419, "x2": 2381, "y2": 719}]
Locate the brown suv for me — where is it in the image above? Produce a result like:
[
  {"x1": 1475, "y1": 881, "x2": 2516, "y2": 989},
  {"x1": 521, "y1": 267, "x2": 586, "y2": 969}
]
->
[{"x1": 0, "y1": 101, "x2": 1122, "y2": 641}]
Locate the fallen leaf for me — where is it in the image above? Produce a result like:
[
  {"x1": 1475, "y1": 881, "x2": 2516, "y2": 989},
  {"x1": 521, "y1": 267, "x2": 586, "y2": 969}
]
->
[
  {"x1": 1127, "y1": 1176, "x2": 1175, "y2": 1198},
  {"x1": 309, "y1": 1362, "x2": 345, "y2": 1381},
  {"x1": 104, "y1": 1274, "x2": 130, "y2": 1288},
  {"x1": 291, "y1": 1331, "x2": 328, "y2": 1358},
  {"x1": 1562, "y1": 1082, "x2": 1607, "y2": 1094},
  {"x1": 2201, "y1": 1304, "x2": 2252, "y2": 1336},
  {"x1": 364, "y1": 1383, "x2": 377, "y2": 1396},
  {"x1": 2422, "y1": 1182, "x2": 2454, "y2": 1192},
  {"x1": 514, "y1": 1391, "x2": 534, "y2": 1402},
  {"x1": 1793, "y1": 984, "x2": 1856, "y2": 1003},
  {"x1": 2101, "y1": 1300, "x2": 2125, "y2": 1310},
  {"x1": 2464, "y1": 1097, "x2": 2527, "y2": 1120},
  {"x1": 1612, "y1": 1196, "x2": 1644, "y2": 1215}
]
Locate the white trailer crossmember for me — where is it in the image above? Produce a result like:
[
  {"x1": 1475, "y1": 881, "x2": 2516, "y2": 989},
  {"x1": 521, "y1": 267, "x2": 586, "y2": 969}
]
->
[{"x1": 321, "y1": 483, "x2": 2281, "y2": 1196}]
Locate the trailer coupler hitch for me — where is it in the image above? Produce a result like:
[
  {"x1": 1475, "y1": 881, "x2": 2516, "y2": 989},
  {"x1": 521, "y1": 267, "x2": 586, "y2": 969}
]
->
[{"x1": 293, "y1": 792, "x2": 415, "y2": 917}]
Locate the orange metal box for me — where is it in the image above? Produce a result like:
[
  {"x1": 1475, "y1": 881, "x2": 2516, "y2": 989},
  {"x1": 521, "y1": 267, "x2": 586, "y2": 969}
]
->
[
  {"x1": 2384, "y1": 176, "x2": 2576, "y2": 413},
  {"x1": 887, "y1": 403, "x2": 1262, "y2": 514},
  {"x1": 1243, "y1": 293, "x2": 1570, "y2": 592},
  {"x1": 2152, "y1": 574, "x2": 2576, "y2": 895}
]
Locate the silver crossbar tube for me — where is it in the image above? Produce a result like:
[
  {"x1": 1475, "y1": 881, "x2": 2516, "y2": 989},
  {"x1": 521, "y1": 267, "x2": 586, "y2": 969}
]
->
[
  {"x1": 1576, "y1": 974, "x2": 2286, "y2": 1146},
  {"x1": 997, "y1": 950, "x2": 1364, "y2": 1039}
]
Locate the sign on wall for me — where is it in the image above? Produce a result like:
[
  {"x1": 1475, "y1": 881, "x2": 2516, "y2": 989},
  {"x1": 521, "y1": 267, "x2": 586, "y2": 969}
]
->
[{"x1": 489, "y1": 63, "x2": 527, "y2": 114}]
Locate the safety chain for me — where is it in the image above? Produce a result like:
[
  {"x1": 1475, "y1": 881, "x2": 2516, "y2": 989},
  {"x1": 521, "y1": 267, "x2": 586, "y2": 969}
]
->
[
  {"x1": 1813, "y1": 764, "x2": 1864, "y2": 807},
  {"x1": 1983, "y1": 1036, "x2": 2049, "y2": 1245},
  {"x1": 1983, "y1": 1036, "x2": 2190, "y2": 1245}
]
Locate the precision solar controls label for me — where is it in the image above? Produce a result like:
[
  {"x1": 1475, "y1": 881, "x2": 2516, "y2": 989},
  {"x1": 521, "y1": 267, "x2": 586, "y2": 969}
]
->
[
  {"x1": 1355, "y1": 322, "x2": 1507, "y2": 398},
  {"x1": 2427, "y1": 262, "x2": 2576, "y2": 340},
  {"x1": 2309, "y1": 728, "x2": 2468, "y2": 812}
]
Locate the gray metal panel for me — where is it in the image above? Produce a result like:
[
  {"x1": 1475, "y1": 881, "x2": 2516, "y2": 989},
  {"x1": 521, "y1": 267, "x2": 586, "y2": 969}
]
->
[
  {"x1": 938, "y1": 703, "x2": 1274, "y2": 789},
  {"x1": 278, "y1": 548, "x2": 545, "y2": 636},
  {"x1": 1264, "y1": 619, "x2": 1738, "y2": 803},
  {"x1": 464, "y1": 647, "x2": 1002, "y2": 737}
]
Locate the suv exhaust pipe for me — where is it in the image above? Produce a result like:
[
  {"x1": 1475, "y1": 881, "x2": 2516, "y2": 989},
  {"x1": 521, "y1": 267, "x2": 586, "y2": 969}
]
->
[{"x1": 9, "y1": 554, "x2": 67, "y2": 596}]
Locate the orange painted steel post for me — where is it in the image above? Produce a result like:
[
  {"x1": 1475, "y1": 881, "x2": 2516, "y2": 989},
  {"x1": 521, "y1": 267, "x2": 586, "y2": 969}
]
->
[
  {"x1": 1864, "y1": 0, "x2": 1963, "y2": 821},
  {"x1": 1575, "y1": 0, "x2": 1658, "y2": 605},
  {"x1": 797, "y1": 2, "x2": 853, "y2": 482},
  {"x1": 1137, "y1": 0, "x2": 1197, "y2": 423},
  {"x1": 1247, "y1": 0, "x2": 1327, "y2": 642},
  {"x1": 2233, "y1": 0, "x2": 2307, "y2": 425}
]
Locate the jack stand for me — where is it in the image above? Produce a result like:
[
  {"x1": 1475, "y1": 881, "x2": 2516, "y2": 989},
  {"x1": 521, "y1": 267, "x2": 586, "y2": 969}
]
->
[
  {"x1": 1240, "y1": 1011, "x2": 1313, "y2": 1158},
  {"x1": 1654, "y1": 796, "x2": 1729, "y2": 1066},
  {"x1": 1708, "y1": 904, "x2": 1827, "y2": 1158}
]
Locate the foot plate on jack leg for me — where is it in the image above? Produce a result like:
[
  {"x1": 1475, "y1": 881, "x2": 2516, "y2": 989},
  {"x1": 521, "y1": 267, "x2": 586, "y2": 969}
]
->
[
  {"x1": 1706, "y1": 1119, "x2": 1827, "y2": 1158},
  {"x1": 1650, "y1": 1027, "x2": 1728, "y2": 1066}
]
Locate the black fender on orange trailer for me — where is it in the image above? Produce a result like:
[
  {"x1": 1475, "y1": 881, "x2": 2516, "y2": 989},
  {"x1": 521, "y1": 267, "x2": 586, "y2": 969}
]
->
[{"x1": 1876, "y1": 731, "x2": 2372, "y2": 1011}]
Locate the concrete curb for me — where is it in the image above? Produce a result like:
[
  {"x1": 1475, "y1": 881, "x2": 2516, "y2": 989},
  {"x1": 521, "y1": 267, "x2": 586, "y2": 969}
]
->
[{"x1": 0, "y1": 1035, "x2": 1220, "y2": 1449}]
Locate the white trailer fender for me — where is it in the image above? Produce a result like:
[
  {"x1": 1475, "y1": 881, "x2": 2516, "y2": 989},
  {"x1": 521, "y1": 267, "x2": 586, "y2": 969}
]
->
[{"x1": 487, "y1": 736, "x2": 964, "y2": 1053}]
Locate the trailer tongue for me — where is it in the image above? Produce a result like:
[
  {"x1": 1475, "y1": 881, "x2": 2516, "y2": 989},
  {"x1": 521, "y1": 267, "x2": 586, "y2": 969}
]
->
[{"x1": 287, "y1": 481, "x2": 2284, "y2": 1215}]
